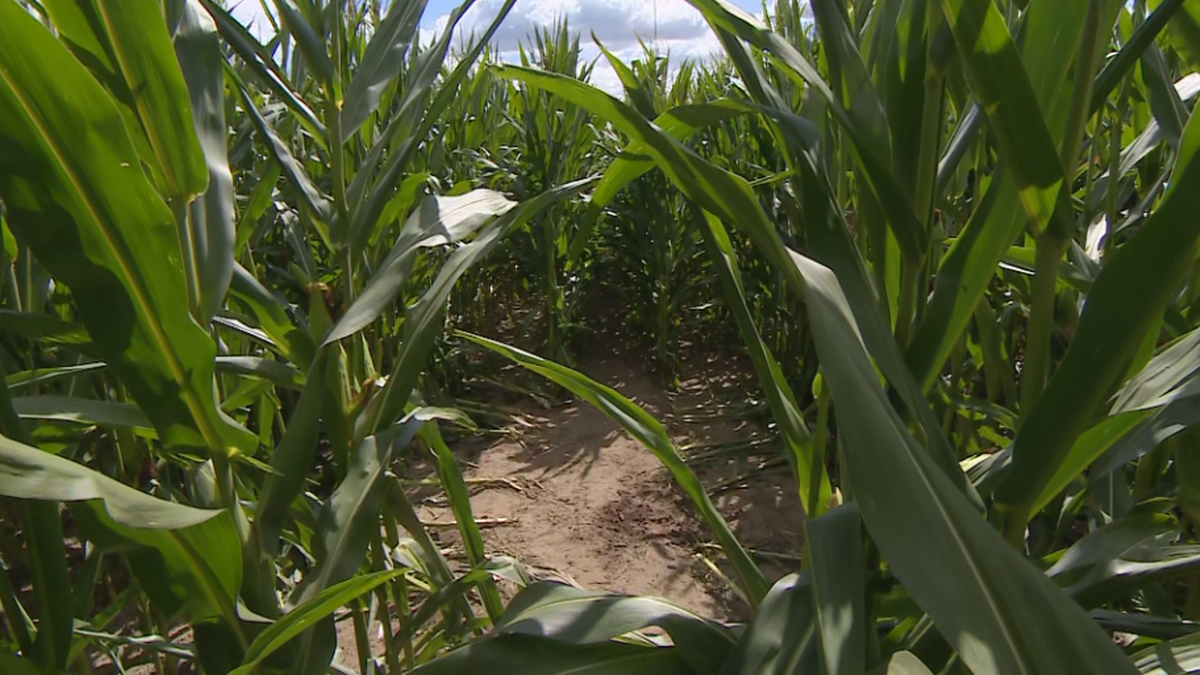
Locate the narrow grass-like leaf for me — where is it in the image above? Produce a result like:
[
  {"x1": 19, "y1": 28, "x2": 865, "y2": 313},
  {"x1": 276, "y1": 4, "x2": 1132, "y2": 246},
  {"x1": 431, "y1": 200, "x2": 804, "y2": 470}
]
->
[
  {"x1": 938, "y1": 0, "x2": 1074, "y2": 240},
  {"x1": 698, "y1": 212, "x2": 827, "y2": 515},
  {"x1": 291, "y1": 421, "x2": 422, "y2": 671},
  {"x1": 200, "y1": 0, "x2": 326, "y2": 142}
]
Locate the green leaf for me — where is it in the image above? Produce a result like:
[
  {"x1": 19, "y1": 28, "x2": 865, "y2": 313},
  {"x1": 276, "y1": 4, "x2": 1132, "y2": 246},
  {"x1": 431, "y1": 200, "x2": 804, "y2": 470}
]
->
[
  {"x1": 568, "y1": 97, "x2": 754, "y2": 264},
  {"x1": 997, "y1": 109, "x2": 1200, "y2": 526},
  {"x1": 876, "y1": 652, "x2": 935, "y2": 675},
  {"x1": 215, "y1": 356, "x2": 305, "y2": 390},
  {"x1": 230, "y1": 570, "x2": 404, "y2": 675},
  {"x1": 718, "y1": 572, "x2": 821, "y2": 675},
  {"x1": 0, "y1": 433, "x2": 219, "y2": 529},
  {"x1": 1131, "y1": 632, "x2": 1200, "y2": 674},
  {"x1": 290, "y1": 421, "x2": 423, "y2": 672},
  {"x1": 496, "y1": 582, "x2": 735, "y2": 674},
  {"x1": 412, "y1": 634, "x2": 696, "y2": 675},
  {"x1": 459, "y1": 332, "x2": 769, "y2": 606},
  {"x1": 11, "y1": 396, "x2": 153, "y2": 433},
  {"x1": 420, "y1": 421, "x2": 505, "y2": 620},
  {"x1": 936, "y1": 0, "x2": 1075, "y2": 241},
  {"x1": 73, "y1": 502, "x2": 243, "y2": 632},
  {"x1": 340, "y1": 0, "x2": 430, "y2": 141},
  {"x1": 232, "y1": 74, "x2": 334, "y2": 225},
  {"x1": 684, "y1": 0, "x2": 927, "y2": 264},
  {"x1": 361, "y1": 178, "x2": 594, "y2": 438},
  {"x1": 788, "y1": 252, "x2": 1136, "y2": 674},
  {"x1": 42, "y1": 0, "x2": 207, "y2": 201},
  {"x1": 494, "y1": 64, "x2": 978, "y2": 508},
  {"x1": 0, "y1": 4, "x2": 255, "y2": 457},
  {"x1": 174, "y1": 0, "x2": 237, "y2": 323},
  {"x1": 697, "y1": 212, "x2": 826, "y2": 515},
  {"x1": 228, "y1": 264, "x2": 318, "y2": 368},
  {"x1": 807, "y1": 505, "x2": 865, "y2": 675},
  {"x1": 199, "y1": 0, "x2": 326, "y2": 142},
  {"x1": 0, "y1": 310, "x2": 92, "y2": 352},
  {"x1": 324, "y1": 189, "x2": 516, "y2": 345},
  {"x1": 273, "y1": 0, "x2": 333, "y2": 85}
]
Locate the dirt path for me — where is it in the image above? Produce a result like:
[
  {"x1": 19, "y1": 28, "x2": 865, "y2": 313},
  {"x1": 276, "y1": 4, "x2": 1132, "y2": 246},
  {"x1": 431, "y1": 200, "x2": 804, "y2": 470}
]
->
[
  {"x1": 336, "y1": 353, "x2": 804, "y2": 669},
  {"x1": 421, "y1": 353, "x2": 804, "y2": 619}
]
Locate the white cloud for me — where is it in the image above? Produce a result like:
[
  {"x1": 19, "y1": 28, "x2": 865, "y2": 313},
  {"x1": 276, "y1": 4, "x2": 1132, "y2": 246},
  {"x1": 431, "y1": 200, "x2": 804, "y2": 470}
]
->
[{"x1": 424, "y1": 0, "x2": 728, "y2": 93}]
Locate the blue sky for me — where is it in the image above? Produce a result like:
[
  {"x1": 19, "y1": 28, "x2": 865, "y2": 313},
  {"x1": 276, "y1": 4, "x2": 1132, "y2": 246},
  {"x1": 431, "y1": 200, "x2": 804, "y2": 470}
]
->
[{"x1": 229, "y1": 0, "x2": 771, "y2": 91}]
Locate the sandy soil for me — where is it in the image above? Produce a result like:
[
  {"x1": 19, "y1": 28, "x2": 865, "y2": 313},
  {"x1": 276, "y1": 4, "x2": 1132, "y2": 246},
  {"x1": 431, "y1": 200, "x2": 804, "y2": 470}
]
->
[{"x1": 335, "y1": 351, "x2": 805, "y2": 670}]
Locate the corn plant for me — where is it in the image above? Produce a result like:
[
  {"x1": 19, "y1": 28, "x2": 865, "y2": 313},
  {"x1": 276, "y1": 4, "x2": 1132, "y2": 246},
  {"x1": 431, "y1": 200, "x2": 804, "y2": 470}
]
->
[
  {"x1": 419, "y1": 0, "x2": 1200, "y2": 672},
  {"x1": 0, "y1": 0, "x2": 589, "y2": 672}
]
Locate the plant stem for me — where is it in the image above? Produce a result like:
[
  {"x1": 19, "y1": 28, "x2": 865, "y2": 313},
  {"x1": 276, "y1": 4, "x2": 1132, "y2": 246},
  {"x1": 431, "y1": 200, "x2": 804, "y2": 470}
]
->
[{"x1": 1019, "y1": 237, "x2": 1067, "y2": 418}]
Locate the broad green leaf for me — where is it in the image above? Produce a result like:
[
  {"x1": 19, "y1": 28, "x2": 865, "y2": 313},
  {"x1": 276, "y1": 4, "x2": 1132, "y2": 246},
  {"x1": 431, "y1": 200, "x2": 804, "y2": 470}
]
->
[
  {"x1": 788, "y1": 251, "x2": 1135, "y2": 674},
  {"x1": 0, "y1": 4, "x2": 255, "y2": 457},
  {"x1": 460, "y1": 332, "x2": 770, "y2": 606},
  {"x1": 42, "y1": 0, "x2": 207, "y2": 200},
  {"x1": 496, "y1": 582, "x2": 735, "y2": 674},
  {"x1": 0, "y1": 433, "x2": 219, "y2": 529},
  {"x1": 340, "y1": 0, "x2": 430, "y2": 141},
  {"x1": 12, "y1": 396, "x2": 153, "y2": 433},
  {"x1": 807, "y1": 505, "x2": 865, "y2": 675},
  {"x1": 174, "y1": 0, "x2": 237, "y2": 323},
  {"x1": 230, "y1": 570, "x2": 404, "y2": 675},
  {"x1": 718, "y1": 572, "x2": 821, "y2": 675},
  {"x1": 411, "y1": 634, "x2": 695, "y2": 675},
  {"x1": 998, "y1": 109, "x2": 1200, "y2": 526},
  {"x1": 74, "y1": 502, "x2": 243, "y2": 633},
  {"x1": 324, "y1": 189, "x2": 516, "y2": 345}
]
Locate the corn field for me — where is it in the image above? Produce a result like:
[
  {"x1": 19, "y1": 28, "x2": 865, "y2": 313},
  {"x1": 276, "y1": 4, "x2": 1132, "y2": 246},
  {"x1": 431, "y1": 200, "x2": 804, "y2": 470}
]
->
[{"x1": 0, "y1": 0, "x2": 1199, "y2": 672}]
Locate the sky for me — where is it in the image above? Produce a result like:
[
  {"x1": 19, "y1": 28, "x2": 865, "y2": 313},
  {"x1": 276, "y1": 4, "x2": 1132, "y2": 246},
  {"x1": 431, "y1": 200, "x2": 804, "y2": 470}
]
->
[{"x1": 228, "y1": 0, "x2": 771, "y2": 92}]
